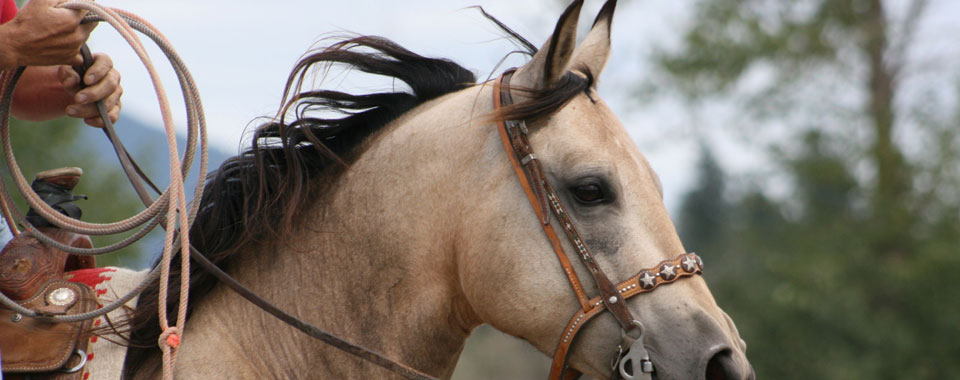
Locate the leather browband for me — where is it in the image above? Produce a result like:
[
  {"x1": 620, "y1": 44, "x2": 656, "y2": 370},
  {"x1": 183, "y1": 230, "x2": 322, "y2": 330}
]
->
[{"x1": 492, "y1": 69, "x2": 703, "y2": 380}]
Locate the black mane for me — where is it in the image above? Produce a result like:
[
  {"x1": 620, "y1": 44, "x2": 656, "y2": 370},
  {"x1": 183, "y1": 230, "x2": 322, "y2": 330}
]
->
[
  {"x1": 123, "y1": 17, "x2": 594, "y2": 379},
  {"x1": 123, "y1": 35, "x2": 476, "y2": 376}
]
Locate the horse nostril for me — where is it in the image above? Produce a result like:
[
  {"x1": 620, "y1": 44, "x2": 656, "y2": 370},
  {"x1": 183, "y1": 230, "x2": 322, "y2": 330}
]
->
[{"x1": 705, "y1": 348, "x2": 742, "y2": 380}]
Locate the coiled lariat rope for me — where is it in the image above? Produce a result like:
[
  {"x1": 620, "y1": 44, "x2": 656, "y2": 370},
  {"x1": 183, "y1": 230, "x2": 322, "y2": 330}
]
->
[
  {"x1": 0, "y1": 2, "x2": 207, "y2": 379},
  {"x1": 0, "y1": 3, "x2": 441, "y2": 380}
]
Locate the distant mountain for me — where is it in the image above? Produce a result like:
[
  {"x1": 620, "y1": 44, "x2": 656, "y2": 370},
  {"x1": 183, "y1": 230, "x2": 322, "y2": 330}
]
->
[
  {"x1": 88, "y1": 116, "x2": 235, "y2": 202},
  {"x1": 79, "y1": 116, "x2": 234, "y2": 268}
]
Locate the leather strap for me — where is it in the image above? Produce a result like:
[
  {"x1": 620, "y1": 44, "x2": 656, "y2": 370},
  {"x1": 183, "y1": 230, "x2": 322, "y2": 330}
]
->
[
  {"x1": 74, "y1": 45, "x2": 438, "y2": 380},
  {"x1": 547, "y1": 253, "x2": 702, "y2": 379},
  {"x1": 186, "y1": 245, "x2": 438, "y2": 380},
  {"x1": 0, "y1": 279, "x2": 96, "y2": 374},
  {"x1": 495, "y1": 70, "x2": 637, "y2": 330},
  {"x1": 66, "y1": 46, "x2": 698, "y2": 379},
  {"x1": 493, "y1": 73, "x2": 591, "y2": 311},
  {"x1": 493, "y1": 70, "x2": 704, "y2": 380},
  {"x1": 75, "y1": 45, "x2": 162, "y2": 205}
]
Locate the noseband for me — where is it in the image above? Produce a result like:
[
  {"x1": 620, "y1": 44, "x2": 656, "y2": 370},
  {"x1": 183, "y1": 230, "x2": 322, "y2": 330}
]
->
[{"x1": 493, "y1": 69, "x2": 703, "y2": 380}]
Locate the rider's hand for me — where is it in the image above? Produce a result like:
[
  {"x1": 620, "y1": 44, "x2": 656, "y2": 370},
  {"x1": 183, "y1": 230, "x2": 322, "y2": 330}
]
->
[
  {"x1": 0, "y1": 0, "x2": 94, "y2": 68},
  {"x1": 58, "y1": 53, "x2": 122, "y2": 127}
]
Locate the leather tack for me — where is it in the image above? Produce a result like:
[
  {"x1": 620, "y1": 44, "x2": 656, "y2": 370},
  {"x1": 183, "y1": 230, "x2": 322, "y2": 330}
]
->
[
  {"x1": 495, "y1": 70, "x2": 637, "y2": 330},
  {"x1": 547, "y1": 253, "x2": 703, "y2": 380},
  {"x1": 659, "y1": 264, "x2": 677, "y2": 281},
  {"x1": 46, "y1": 287, "x2": 77, "y2": 307},
  {"x1": 0, "y1": 279, "x2": 96, "y2": 374},
  {"x1": 638, "y1": 271, "x2": 656, "y2": 290},
  {"x1": 681, "y1": 256, "x2": 698, "y2": 272},
  {"x1": 494, "y1": 70, "x2": 704, "y2": 380}
]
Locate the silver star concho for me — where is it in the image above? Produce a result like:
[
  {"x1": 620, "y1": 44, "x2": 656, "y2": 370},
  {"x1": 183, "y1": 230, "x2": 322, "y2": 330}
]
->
[
  {"x1": 638, "y1": 271, "x2": 656, "y2": 289},
  {"x1": 659, "y1": 264, "x2": 677, "y2": 280},
  {"x1": 682, "y1": 256, "x2": 698, "y2": 272}
]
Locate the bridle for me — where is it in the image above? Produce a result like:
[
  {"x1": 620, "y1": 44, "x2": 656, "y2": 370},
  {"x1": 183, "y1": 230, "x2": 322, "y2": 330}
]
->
[
  {"x1": 184, "y1": 69, "x2": 703, "y2": 380},
  {"x1": 0, "y1": 16, "x2": 700, "y2": 377},
  {"x1": 493, "y1": 69, "x2": 704, "y2": 380},
  {"x1": 196, "y1": 69, "x2": 704, "y2": 380}
]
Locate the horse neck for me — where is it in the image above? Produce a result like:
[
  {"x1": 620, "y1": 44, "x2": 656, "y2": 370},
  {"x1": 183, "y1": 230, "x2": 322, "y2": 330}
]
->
[{"x1": 175, "y1": 86, "x2": 490, "y2": 379}]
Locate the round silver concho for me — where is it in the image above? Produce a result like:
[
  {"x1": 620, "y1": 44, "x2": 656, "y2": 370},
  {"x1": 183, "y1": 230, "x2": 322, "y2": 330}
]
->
[{"x1": 46, "y1": 287, "x2": 77, "y2": 307}]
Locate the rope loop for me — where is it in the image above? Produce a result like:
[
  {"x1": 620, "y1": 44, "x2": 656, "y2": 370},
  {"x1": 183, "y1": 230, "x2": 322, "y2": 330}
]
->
[{"x1": 0, "y1": 2, "x2": 208, "y2": 380}]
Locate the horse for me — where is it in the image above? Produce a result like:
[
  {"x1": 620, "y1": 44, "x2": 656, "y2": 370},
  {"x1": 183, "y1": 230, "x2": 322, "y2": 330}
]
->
[{"x1": 109, "y1": 1, "x2": 753, "y2": 379}]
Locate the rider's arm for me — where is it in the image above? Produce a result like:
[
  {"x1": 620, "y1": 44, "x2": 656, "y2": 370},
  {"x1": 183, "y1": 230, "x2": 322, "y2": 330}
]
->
[{"x1": 1, "y1": 0, "x2": 122, "y2": 126}]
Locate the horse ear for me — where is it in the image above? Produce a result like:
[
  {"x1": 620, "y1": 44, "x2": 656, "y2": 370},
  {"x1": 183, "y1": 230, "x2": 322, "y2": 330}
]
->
[
  {"x1": 572, "y1": 0, "x2": 616, "y2": 79},
  {"x1": 512, "y1": 0, "x2": 583, "y2": 89}
]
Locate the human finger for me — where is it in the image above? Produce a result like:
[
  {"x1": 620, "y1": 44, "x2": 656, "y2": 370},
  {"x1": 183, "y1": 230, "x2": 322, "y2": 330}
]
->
[
  {"x1": 83, "y1": 98, "x2": 121, "y2": 128},
  {"x1": 65, "y1": 102, "x2": 100, "y2": 120},
  {"x1": 58, "y1": 65, "x2": 81, "y2": 94},
  {"x1": 77, "y1": 21, "x2": 96, "y2": 42},
  {"x1": 98, "y1": 84, "x2": 123, "y2": 116},
  {"x1": 74, "y1": 85, "x2": 121, "y2": 127},
  {"x1": 74, "y1": 67, "x2": 120, "y2": 105},
  {"x1": 66, "y1": 53, "x2": 84, "y2": 67},
  {"x1": 81, "y1": 53, "x2": 113, "y2": 87},
  {"x1": 48, "y1": 0, "x2": 88, "y2": 25},
  {"x1": 83, "y1": 116, "x2": 103, "y2": 128},
  {"x1": 109, "y1": 98, "x2": 122, "y2": 123}
]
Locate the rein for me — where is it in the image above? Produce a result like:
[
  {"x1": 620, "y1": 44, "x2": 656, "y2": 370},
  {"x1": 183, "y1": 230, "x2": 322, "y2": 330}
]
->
[
  {"x1": 0, "y1": 3, "x2": 204, "y2": 379},
  {"x1": 1, "y1": 7, "x2": 701, "y2": 379},
  {"x1": 493, "y1": 69, "x2": 704, "y2": 380},
  {"x1": 0, "y1": 3, "x2": 437, "y2": 380}
]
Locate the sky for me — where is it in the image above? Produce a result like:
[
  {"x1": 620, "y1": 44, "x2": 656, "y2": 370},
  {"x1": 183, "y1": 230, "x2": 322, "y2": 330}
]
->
[
  {"x1": 83, "y1": 0, "x2": 710, "y2": 213},
  {"x1": 84, "y1": 0, "x2": 960, "y2": 214}
]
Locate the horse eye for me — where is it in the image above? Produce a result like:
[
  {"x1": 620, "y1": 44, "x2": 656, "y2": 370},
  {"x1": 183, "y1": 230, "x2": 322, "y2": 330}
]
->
[{"x1": 571, "y1": 183, "x2": 605, "y2": 204}]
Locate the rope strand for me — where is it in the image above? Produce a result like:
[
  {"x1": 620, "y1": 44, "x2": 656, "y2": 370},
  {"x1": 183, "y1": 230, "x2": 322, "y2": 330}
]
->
[{"x1": 0, "y1": 2, "x2": 208, "y2": 378}]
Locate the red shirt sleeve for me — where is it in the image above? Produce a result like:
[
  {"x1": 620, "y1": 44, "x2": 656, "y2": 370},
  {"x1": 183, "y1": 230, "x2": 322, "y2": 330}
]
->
[{"x1": 0, "y1": 0, "x2": 18, "y2": 25}]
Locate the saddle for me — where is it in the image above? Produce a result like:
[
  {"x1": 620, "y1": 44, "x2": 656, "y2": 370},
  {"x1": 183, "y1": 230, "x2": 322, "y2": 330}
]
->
[{"x1": 0, "y1": 168, "x2": 98, "y2": 380}]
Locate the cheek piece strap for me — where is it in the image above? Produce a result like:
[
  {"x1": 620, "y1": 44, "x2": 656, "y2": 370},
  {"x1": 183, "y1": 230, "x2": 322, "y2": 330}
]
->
[{"x1": 492, "y1": 69, "x2": 703, "y2": 380}]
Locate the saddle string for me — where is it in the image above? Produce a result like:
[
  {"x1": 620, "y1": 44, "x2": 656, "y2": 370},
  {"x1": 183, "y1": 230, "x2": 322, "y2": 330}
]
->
[
  {"x1": 0, "y1": 8, "x2": 195, "y2": 321},
  {"x1": 0, "y1": 3, "x2": 440, "y2": 380},
  {"x1": 1, "y1": 5, "x2": 686, "y2": 379},
  {"x1": 0, "y1": 2, "x2": 205, "y2": 379},
  {"x1": 89, "y1": 7, "x2": 436, "y2": 380}
]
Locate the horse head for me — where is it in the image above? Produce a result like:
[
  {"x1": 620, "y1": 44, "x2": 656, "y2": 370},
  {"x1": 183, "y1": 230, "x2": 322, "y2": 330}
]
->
[
  {"x1": 456, "y1": 1, "x2": 754, "y2": 379},
  {"x1": 121, "y1": 2, "x2": 754, "y2": 379}
]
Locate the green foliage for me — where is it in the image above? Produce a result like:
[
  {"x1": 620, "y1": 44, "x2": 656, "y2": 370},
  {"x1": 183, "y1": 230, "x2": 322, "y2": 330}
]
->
[
  {"x1": 690, "y1": 139, "x2": 960, "y2": 379},
  {"x1": 663, "y1": 1, "x2": 960, "y2": 378},
  {"x1": 655, "y1": 0, "x2": 865, "y2": 98},
  {"x1": 4, "y1": 117, "x2": 151, "y2": 268},
  {"x1": 678, "y1": 144, "x2": 730, "y2": 254}
]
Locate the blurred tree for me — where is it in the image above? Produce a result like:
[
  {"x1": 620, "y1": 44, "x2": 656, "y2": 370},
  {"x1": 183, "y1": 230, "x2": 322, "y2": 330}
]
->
[
  {"x1": 659, "y1": 0, "x2": 960, "y2": 378},
  {"x1": 678, "y1": 143, "x2": 730, "y2": 254},
  {"x1": 4, "y1": 117, "x2": 149, "y2": 268},
  {"x1": 5, "y1": 0, "x2": 155, "y2": 269}
]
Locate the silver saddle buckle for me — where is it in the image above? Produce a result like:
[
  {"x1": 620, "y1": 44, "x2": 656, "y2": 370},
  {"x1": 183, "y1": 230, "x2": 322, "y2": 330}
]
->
[{"x1": 615, "y1": 320, "x2": 654, "y2": 380}]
